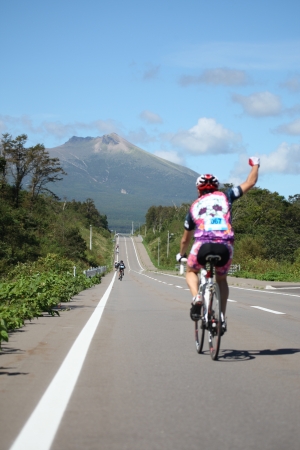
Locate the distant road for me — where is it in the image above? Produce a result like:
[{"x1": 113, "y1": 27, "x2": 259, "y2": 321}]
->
[{"x1": 1, "y1": 236, "x2": 300, "y2": 450}]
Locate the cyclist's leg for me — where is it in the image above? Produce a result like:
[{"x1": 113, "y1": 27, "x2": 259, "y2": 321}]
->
[
  {"x1": 215, "y1": 242, "x2": 233, "y2": 315},
  {"x1": 186, "y1": 266, "x2": 199, "y2": 298},
  {"x1": 186, "y1": 240, "x2": 203, "y2": 299},
  {"x1": 215, "y1": 273, "x2": 229, "y2": 315}
]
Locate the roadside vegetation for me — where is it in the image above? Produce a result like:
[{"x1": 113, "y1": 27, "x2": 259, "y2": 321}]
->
[
  {"x1": 0, "y1": 134, "x2": 113, "y2": 346},
  {"x1": 141, "y1": 187, "x2": 300, "y2": 282}
]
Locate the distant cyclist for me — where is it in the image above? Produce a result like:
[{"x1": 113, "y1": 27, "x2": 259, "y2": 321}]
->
[
  {"x1": 118, "y1": 260, "x2": 126, "y2": 279},
  {"x1": 176, "y1": 157, "x2": 260, "y2": 328},
  {"x1": 114, "y1": 261, "x2": 119, "y2": 271}
]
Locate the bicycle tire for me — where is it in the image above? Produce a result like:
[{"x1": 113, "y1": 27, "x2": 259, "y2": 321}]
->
[
  {"x1": 208, "y1": 282, "x2": 222, "y2": 361},
  {"x1": 195, "y1": 307, "x2": 205, "y2": 353}
]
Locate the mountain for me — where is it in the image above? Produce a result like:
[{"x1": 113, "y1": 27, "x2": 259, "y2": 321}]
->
[{"x1": 47, "y1": 133, "x2": 198, "y2": 232}]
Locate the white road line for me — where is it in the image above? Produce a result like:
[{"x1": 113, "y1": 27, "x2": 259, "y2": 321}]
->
[
  {"x1": 10, "y1": 272, "x2": 117, "y2": 450},
  {"x1": 228, "y1": 299, "x2": 237, "y2": 302},
  {"x1": 124, "y1": 237, "x2": 131, "y2": 272},
  {"x1": 176, "y1": 286, "x2": 183, "y2": 289},
  {"x1": 230, "y1": 285, "x2": 300, "y2": 298},
  {"x1": 266, "y1": 286, "x2": 300, "y2": 290},
  {"x1": 130, "y1": 237, "x2": 145, "y2": 272},
  {"x1": 251, "y1": 306, "x2": 285, "y2": 315},
  {"x1": 154, "y1": 271, "x2": 185, "y2": 279}
]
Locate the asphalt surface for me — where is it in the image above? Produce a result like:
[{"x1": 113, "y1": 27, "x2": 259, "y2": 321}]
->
[{"x1": 1, "y1": 236, "x2": 300, "y2": 450}]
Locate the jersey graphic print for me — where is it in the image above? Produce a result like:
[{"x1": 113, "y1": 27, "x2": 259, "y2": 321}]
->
[{"x1": 191, "y1": 192, "x2": 234, "y2": 241}]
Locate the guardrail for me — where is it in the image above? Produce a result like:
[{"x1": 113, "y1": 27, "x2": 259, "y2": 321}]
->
[
  {"x1": 83, "y1": 266, "x2": 107, "y2": 278},
  {"x1": 228, "y1": 264, "x2": 241, "y2": 275}
]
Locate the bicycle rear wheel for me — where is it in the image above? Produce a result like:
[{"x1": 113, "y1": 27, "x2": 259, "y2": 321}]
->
[
  {"x1": 195, "y1": 310, "x2": 205, "y2": 354},
  {"x1": 208, "y1": 282, "x2": 222, "y2": 360}
]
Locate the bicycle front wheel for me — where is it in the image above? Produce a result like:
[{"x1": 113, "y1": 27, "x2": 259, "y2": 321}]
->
[{"x1": 208, "y1": 282, "x2": 222, "y2": 360}]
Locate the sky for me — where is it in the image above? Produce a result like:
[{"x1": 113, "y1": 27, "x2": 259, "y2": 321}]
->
[{"x1": 1, "y1": 0, "x2": 300, "y2": 199}]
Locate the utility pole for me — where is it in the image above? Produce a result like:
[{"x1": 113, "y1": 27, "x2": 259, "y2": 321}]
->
[
  {"x1": 158, "y1": 238, "x2": 160, "y2": 266},
  {"x1": 132, "y1": 221, "x2": 134, "y2": 235},
  {"x1": 90, "y1": 225, "x2": 92, "y2": 250}
]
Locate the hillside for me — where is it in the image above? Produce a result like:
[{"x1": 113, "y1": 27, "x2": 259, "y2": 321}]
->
[{"x1": 47, "y1": 134, "x2": 198, "y2": 232}]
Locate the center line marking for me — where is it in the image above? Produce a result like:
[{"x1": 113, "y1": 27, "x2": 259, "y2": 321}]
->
[{"x1": 251, "y1": 306, "x2": 285, "y2": 315}]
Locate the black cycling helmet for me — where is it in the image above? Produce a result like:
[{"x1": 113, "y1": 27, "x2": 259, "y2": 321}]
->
[{"x1": 196, "y1": 174, "x2": 219, "y2": 192}]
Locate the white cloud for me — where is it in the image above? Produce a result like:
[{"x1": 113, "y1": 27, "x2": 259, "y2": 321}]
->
[
  {"x1": 169, "y1": 118, "x2": 242, "y2": 154},
  {"x1": 0, "y1": 114, "x2": 122, "y2": 143},
  {"x1": 41, "y1": 119, "x2": 121, "y2": 140},
  {"x1": 41, "y1": 121, "x2": 77, "y2": 139},
  {"x1": 126, "y1": 127, "x2": 157, "y2": 145},
  {"x1": 273, "y1": 118, "x2": 300, "y2": 136},
  {"x1": 154, "y1": 150, "x2": 184, "y2": 165},
  {"x1": 260, "y1": 143, "x2": 300, "y2": 174},
  {"x1": 139, "y1": 110, "x2": 163, "y2": 124},
  {"x1": 0, "y1": 119, "x2": 7, "y2": 132},
  {"x1": 232, "y1": 91, "x2": 282, "y2": 117},
  {"x1": 230, "y1": 143, "x2": 300, "y2": 183},
  {"x1": 92, "y1": 119, "x2": 121, "y2": 135},
  {"x1": 179, "y1": 68, "x2": 250, "y2": 86},
  {"x1": 280, "y1": 75, "x2": 300, "y2": 92},
  {"x1": 0, "y1": 114, "x2": 43, "y2": 137}
]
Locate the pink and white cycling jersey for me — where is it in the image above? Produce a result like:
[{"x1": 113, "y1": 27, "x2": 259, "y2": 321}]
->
[{"x1": 185, "y1": 188, "x2": 243, "y2": 242}]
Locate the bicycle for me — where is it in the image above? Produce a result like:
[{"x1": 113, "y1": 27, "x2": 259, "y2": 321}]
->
[
  {"x1": 181, "y1": 254, "x2": 223, "y2": 361},
  {"x1": 118, "y1": 268, "x2": 124, "y2": 281},
  {"x1": 196, "y1": 254, "x2": 223, "y2": 360}
]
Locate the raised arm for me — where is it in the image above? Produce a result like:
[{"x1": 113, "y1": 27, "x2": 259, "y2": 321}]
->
[{"x1": 239, "y1": 156, "x2": 260, "y2": 194}]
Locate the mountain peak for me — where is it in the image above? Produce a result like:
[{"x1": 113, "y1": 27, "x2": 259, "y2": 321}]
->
[
  {"x1": 101, "y1": 134, "x2": 120, "y2": 146},
  {"x1": 67, "y1": 136, "x2": 95, "y2": 143}
]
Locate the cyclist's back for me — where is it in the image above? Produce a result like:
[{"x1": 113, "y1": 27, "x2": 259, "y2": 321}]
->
[{"x1": 119, "y1": 261, "x2": 125, "y2": 272}]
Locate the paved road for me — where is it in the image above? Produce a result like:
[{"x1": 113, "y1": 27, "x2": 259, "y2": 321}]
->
[{"x1": 1, "y1": 236, "x2": 300, "y2": 450}]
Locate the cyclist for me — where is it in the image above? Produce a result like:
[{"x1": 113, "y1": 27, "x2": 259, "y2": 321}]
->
[
  {"x1": 118, "y1": 260, "x2": 126, "y2": 279},
  {"x1": 176, "y1": 157, "x2": 260, "y2": 328},
  {"x1": 114, "y1": 261, "x2": 119, "y2": 271}
]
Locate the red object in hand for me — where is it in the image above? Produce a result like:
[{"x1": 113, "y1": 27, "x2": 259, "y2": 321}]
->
[{"x1": 249, "y1": 156, "x2": 260, "y2": 166}]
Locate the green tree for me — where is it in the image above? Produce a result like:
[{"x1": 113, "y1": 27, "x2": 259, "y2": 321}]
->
[
  {"x1": 69, "y1": 198, "x2": 108, "y2": 229},
  {"x1": 1, "y1": 134, "x2": 34, "y2": 207},
  {"x1": 28, "y1": 144, "x2": 66, "y2": 202}
]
